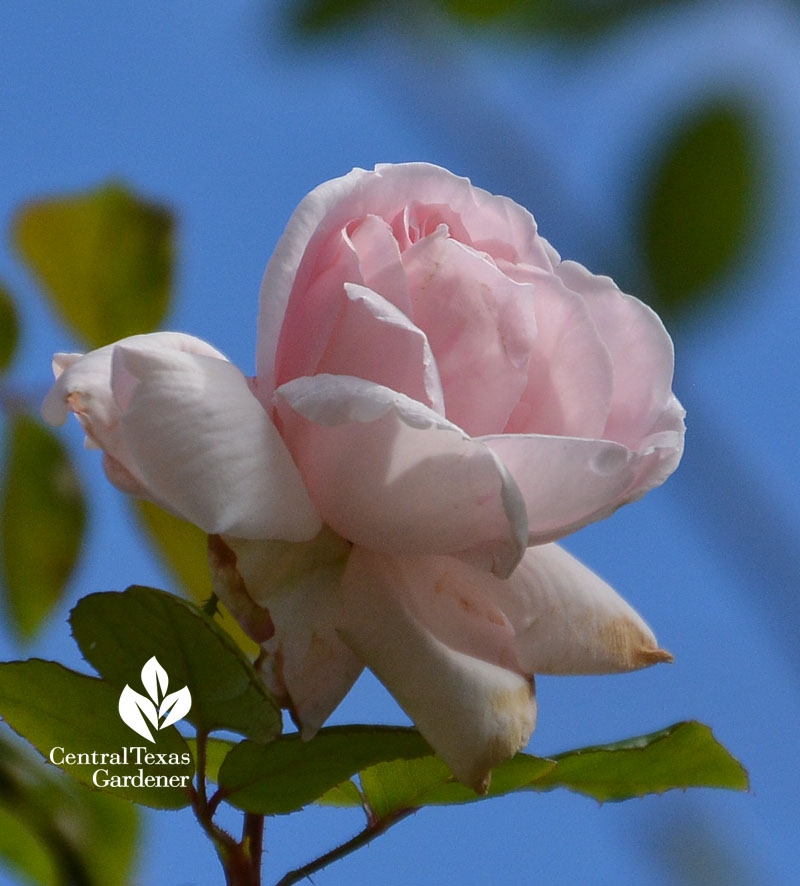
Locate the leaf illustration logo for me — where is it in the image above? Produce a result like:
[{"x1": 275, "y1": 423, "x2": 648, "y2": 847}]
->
[{"x1": 118, "y1": 656, "x2": 192, "y2": 742}]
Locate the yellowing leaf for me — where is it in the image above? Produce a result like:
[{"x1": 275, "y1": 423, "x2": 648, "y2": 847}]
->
[{"x1": 13, "y1": 182, "x2": 173, "y2": 348}]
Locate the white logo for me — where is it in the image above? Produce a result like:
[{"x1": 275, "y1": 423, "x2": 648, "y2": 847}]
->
[{"x1": 118, "y1": 656, "x2": 192, "y2": 742}]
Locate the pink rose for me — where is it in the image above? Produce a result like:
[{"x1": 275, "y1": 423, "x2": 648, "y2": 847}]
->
[{"x1": 43, "y1": 163, "x2": 684, "y2": 791}]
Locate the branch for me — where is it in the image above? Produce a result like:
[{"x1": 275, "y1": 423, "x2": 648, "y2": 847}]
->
[{"x1": 273, "y1": 808, "x2": 417, "y2": 886}]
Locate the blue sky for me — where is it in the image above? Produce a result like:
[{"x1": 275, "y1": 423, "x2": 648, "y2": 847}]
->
[{"x1": 2, "y1": 1, "x2": 799, "y2": 883}]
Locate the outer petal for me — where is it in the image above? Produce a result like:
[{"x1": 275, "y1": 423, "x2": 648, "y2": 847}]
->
[
  {"x1": 42, "y1": 333, "x2": 232, "y2": 498},
  {"x1": 258, "y1": 167, "x2": 373, "y2": 396},
  {"x1": 276, "y1": 374, "x2": 528, "y2": 578},
  {"x1": 467, "y1": 544, "x2": 672, "y2": 674},
  {"x1": 314, "y1": 283, "x2": 444, "y2": 414},
  {"x1": 502, "y1": 266, "x2": 613, "y2": 440},
  {"x1": 41, "y1": 332, "x2": 227, "y2": 447},
  {"x1": 339, "y1": 546, "x2": 537, "y2": 792},
  {"x1": 623, "y1": 394, "x2": 686, "y2": 504},
  {"x1": 402, "y1": 232, "x2": 537, "y2": 437},
  {"x1": 111, "y1": 345, "x2": 320, "y2": 541},
  {"x1": 556, "y1": 260, "x2": 683, "y2": 450},
  {"x1": 208, "y1": 531, "x2": 362, "y2": 737},
  {"x1": 482, "y1": 433, "x2": 641, "y2": 545}
]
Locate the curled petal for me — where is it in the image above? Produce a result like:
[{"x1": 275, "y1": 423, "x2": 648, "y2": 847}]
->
[
  {"x1": 473, "y1": 544, "x2": 672, "y2": 674},
  {"x1": 209, "y1": 530, "x2": 361, "y2": 737},
  {"x1": 41, "y1": 332, "x2": 229, "y2": 454},
  {"x1": 276, "y1": 374, "x2": 528, "y2": 577},
  {"x1": 482, "y1": 434, "x2": 641, "y2": 545},
  {"x1": 623, "y1": 394, "x2": 686, "y2": 504},
  {"x1": 111, "y1": 345, "x2": 320, "y2": 541},
  {"x1": 339, "y1": 546, "x2": 537, "y2": 792},
  {"x1": 315, "y1": 283, "x2": 444, "y2": 414}
]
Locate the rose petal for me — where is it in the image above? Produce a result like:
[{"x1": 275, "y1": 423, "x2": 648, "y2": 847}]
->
[
  {"x1": 258, "y1": 163, "x2": 553, "y2": 397},
  {"x1": 258, "y1": 168, "x2": 372, "y2": 396},
  {"x1": 502, "y1": 266, "x2": 613, "y2": 439},
  {"x1": 345, "y1": 213, "x2": 411, "y2": 315},
  {"x1": 556, "y1": 260, "x2": 681, "y2": 449},
  {"x1": 276, "y1": 374, "x2": 528, "y2": 578},
  {"x1": 41, "y1": 332, "x2": 230, "y2": 473},
  {"x1": 315, "y1": 283, "x2": 444, "y2": 414},
  {"x1": 339, "y1": 546, "x2": 537, "y2": 792},
  {"x1": 271, "y1": 228, "x2": 363, "y2": 395},
  {"x1": 112, "y1": 345, "x2": 320, "y2": 541},
  {"x1": 375, "y1": 163, "x2": 553, "y2": 267},
  {"x1": 209, "y1": 531, "x2": 361, "y2": 737},
  {"x1": 402, "y1": 233, "x2": 537, "y2": 436},
  {"x1": 478, "y1": 544, "x2": 672, "y2": 674},
  {"x1": 482, "y1": 433, "x2": 641, "y2": 544},
  {"x1": 620, "y1": 394, "x2": 686, "y2": 505}
]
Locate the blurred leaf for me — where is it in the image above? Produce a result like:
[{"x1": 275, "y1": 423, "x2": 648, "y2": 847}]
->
[
  {"x1": 0, "y1": 282, "x2": 20, "y2": 373},
  {"x1": 639, "y1": 101, "x2": 758, "y2": 318},
  {"x1": 648, "y1": 811, "x2": 762, "y2": 886},
  {"x1": 217, "y1": 726, "x2": 432, "y2": 814},
  {"x1": 290, "y1": 0, "x2": 694, "y2": 39},
  {"x1": 0, "y1": 806, "x2": 56, "y2": 886},
  {"x1": 0, "y1": 659, "x2": 192, "y2": 808},
  {"x1": 0, "y1": 730, "x2": 139, "y2": 886},
  {"x1": 12, "y1": 182, "x2": 173, "y2": 348},
  {"x1": 441, "y1": 0, "x2": 528, "y2": 23},
  {"x1": 71, "y1": 585, "x2": 281, "y2": 742},
  {"x1": 1, "y1": 415, "x2": 87, "y2": 638},
  {"x1": 134, "y1": 500, "x2": 259, "y2": 657},
  {"x1": 444, "y1": 0, "x2": 698, "y2": 37},
  {"x1": 291, "y1": 0, "x2": 381, "y2": 33},
  {"x1": 533, "y1": 720, "x2": 749, "y2": 801}
]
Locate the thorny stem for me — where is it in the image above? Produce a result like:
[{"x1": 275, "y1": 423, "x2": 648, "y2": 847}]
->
[
  {"x1": 190, "y1": 731, "x2": 264, "y2": 886},
  {"x1": 272, "y1": 808, "x2": 417, "y2": 886}
]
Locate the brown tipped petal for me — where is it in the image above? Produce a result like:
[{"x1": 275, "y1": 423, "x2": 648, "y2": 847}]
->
[{"x1": 486, "y1": 543, "x2": 671, "y2": 675}]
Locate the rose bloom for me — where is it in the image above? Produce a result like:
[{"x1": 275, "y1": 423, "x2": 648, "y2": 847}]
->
[{"x1": 43, "y1": 163, "x2": 684, "y2": 791}]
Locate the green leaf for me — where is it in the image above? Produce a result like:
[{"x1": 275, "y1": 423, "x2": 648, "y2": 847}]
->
[
  {"x1": 217, "y1": 726, "x2": 432, "y2": 815},
  {"x1": 0, "y1": 732, "x2": 140, "y2": 886},
  {"x1": 70, "y1": 586, "x2": 281, "y2": 742},
  {"x1": 639, "y1": 101, "x2": 758, "y2": 318},
  {"x1": 134, "y1": 500, "x2": 259, "y2": 657},
  {"x1": 315, "y1": 779, "x2": 364, "y2": 809},
  {"x1": 12, "y1": 182, "x2": 173, "y2": 348},
  {"x1": 361, "y1": 752, "x2": 555, "y2": 818},
  {"x1": 318, "y1": 721, "x2": 746, "y2": 818},
  {"x1": 533, "y1": 721, "x2": 749, "y2": 802},
  {"x1": 1, "y1": 415, "x2": 87, "y2": 639},
  {"x1": 0, "y1": 282, "x2": 20, "y2": 373},
  {"x1": 0, "y1": 660, "x2": 192, "y2": 808}
]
